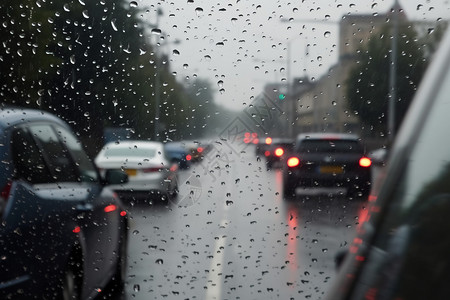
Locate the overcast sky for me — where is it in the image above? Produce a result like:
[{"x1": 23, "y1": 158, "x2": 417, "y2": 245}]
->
[{"x1": 138, "y1": 0, "x2": 449, "y2": 111}]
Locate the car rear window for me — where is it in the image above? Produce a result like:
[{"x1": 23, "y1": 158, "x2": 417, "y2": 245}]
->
[
  {"x1": 296, "y1": 139, "x2": 363, "y2": 153},
  {"x1": 104, "y1": 147, "x2": 157, "y2": 158}
]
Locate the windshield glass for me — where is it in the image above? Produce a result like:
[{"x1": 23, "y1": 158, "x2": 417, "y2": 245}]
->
[{"x1": 1, "y1": 0, "x2": 448, "y2": 299}]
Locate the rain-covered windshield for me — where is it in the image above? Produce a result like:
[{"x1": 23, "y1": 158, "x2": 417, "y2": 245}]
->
[{"x1": 1, "y1": 0, "x2": 448, "y2": 299}]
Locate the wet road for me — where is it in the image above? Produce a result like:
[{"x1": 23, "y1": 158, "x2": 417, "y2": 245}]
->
[{"x1": 114, "y1": 146, "x2": 374, "y2": 299}]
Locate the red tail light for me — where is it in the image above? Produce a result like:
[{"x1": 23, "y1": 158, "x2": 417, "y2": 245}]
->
[
  {"x1": 104, "y1": 204, "x2": 117, "y2": 213},
  {"x1": 275, "y1": 147, "x2": 284, "y2": 157},
  {"x1": 73, "y1": 226, "x2": 81, "y2": 233},
  {"x1": 264, "y1": 150, "x2": 270, "y2": 157},
  {"x1": 252, "y1": 138, "x2": 259, "y2": 144},
  {"x1": 120, "y1": 210, "x2": 127, "y2": 217},
  {"x1": 359, "y1": 157, "x2": 372, "y2": 167},
  {"x1": 197, "y1": 147, "x2": 203, "y2": 153},
  {"x1": 0, "y1": 181, "x2": 12, "y2": 217},
  {"x1": 287, "y1": 157, "x2": 300, "y2": 167},
  {"x1": 186, "y1": 154, "x2": 192, "y2": 161},
  {"x1": 265, "y1": 137, "x2": 272, "y2": 145}
]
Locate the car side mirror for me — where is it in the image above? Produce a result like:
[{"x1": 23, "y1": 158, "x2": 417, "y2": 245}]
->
[{"x1": 104, "y1": 169, "x2": 129, "y2": 185}]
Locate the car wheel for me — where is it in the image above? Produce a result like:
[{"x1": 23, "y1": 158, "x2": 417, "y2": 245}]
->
[{"x1": 62, "y1": 253, "x2": 83, "y2": 300}]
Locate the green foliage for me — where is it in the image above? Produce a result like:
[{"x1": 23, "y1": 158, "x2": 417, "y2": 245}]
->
[{"x1": 346, "y1": 23, "x2": 428, "y2": 135}]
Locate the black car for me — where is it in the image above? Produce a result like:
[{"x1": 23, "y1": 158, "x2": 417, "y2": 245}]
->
[
  {"x1": 0, "y1": 107, "x2": 129, "y2": 299},
  {"x1": 263, "y1": 138, "x2": 294, "y2": 169},
  {"x1": 325, "y1": 27, "x2": 450, "y2": 300},
  {"x1": 283, "y1": 133, "x2": 372, "y2": 198}
]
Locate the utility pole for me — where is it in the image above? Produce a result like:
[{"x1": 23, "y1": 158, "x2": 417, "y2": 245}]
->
[
  {"x1": 388, "y1": 0, "x2": 399, "y2": 143},
  {"x1": 153, "y1": 8, "x2": 163, "y2": 141}
]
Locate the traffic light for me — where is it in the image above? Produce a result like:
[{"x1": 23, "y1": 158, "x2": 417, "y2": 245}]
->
[{"x1": 278, "y1": 93, "x2": 286, "y2": 100}]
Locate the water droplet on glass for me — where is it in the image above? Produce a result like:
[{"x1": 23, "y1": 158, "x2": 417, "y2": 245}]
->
[
  {"x1": 217, "y1": 80, "x2": 223, "y2": 88},
  {"x1": 155, "y1": 258, "x2": 164, "y2": 264},
  {"x1": 183, "y1": 63, "x2": 189, "y2": 69},
  {"x1": 324, "y1": 31, "x2": 331, "y2": 38},
  {"x1": 63, "y1": 4, "x2": 70, "y2": 12},
  {"x1": 133, "y1": 284, "x2": 140, "y2": 292},
  {"x1": 151, "y1": 28, "x2": 162, "y2": 35},
  {"x1": 111, "y1": 19, "x2": 118, "y2": 31},
  {"x1": 132, "y1": 230, "x2": 139, "y2": 235},
  {"x1": 130, "y1": 1, "x2": 138, "y2": 8},
  {"x1": 70, "y1": 55, "x2": 76, "y2": 64},
  {"x1": 82, "y1": 10, "x2": 89, "y2": 19},
  {"x1": 78, "y1": 0, "x2": 85, "y2": 5},
  {"x1": 219, "y1": 88, "x2": 225, "y2": 94},
  {"x1": 172, "y1": 49, "x2": 180, "y2": 56},
  {"x1": 195, "y1": 7, "x2": 203, "y2": 16}
]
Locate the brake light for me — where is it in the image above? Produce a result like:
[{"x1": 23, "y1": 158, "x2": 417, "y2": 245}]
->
[
  {"x1": 0, "y1": 181, "x2": 12, "y2": 218},
  {"x1": 104, "y1": 204, "x2": 117, "y2": 213},
  {"x1": 186, "y1": 154, "x2": 192, "y2": 161},
  {"x1": 287, "y1": 157, "x2": 300, "y2": 167},
  {"x1": 197, "y1": 147, "x2": 203, "y2": 153},
  {"x1": 275, "y1": 147, "x2": 284, "y2": 157},
  {"x1": 265, "y1": 137, "x2": 272, "y2": 145},
  {"x1": 120, "y1": 210, "x2": 127, "y2": 217},
  {"x1": 264, "y1": 150, "x2": 270, "y2": 157},
  {"x1": 359, "y1": 157, "x2": 372, "y2": 167},
  {"x1": 252, "y1": 138, "x2": 259, "y2": 144},
  {"x1": 170, "y1": 164, "x2": 178, "y2": 172}
]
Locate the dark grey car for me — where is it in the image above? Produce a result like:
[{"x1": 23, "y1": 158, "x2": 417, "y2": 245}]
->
[
  {"x1": 283, "y1": 133, "x2": 372, "y2": 198},
  {"x1": 0, "y1": 107, "x2": 129, "y2": 299}
]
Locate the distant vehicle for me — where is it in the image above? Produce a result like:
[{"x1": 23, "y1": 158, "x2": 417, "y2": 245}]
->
[
  {"x1": 283, "y1": 133, "x2": 372, "y2": 198},
  {"x1": 0, "y1": 107, "x2": 129, "y2": 299},
  {"x1": 95, "y1": 140, "x2": 178, "y2": 201},
  {"x1": 255, "y1": 136, "x2": 274, "y2": 156},
  {"x1": 263, "y1": 138, "x2": 294, "y2": 169},
  {"x1": 183, "y1": 141, "x2": 206, "y2": 163},
  {"x1": 326, "y1": 26, "x2": 450, "y2": 300},
  {"x1": 165, "y1": 142, "x2": 191, "y2": 169}
]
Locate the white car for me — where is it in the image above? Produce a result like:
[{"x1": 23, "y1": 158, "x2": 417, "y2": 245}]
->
[{"x1": 95, "y1": 141, "x2": 178, "y2": 201}]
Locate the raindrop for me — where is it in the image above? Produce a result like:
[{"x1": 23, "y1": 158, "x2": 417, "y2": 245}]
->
[
  {"x1": 195, "y1": 7, "x2": 203, "y2": 16},
  {"x1": 183, "y1": 63, "x2": 189, "y2": 69},
  {"x1": 130, "y1": 1, "x2": 138, "y2": 8},
  {"x1": 204, "y1": 54, "x2": 211, "y2": 60},
  {"x1": 332, "y1": 101, "x2": 337, "y2": 106},
  {"x1": 82, "y1": 10, "x2": 89, "y2": 19},
  {"x1": 78, "y1": 0, "x2": 85, "y2": 5},
  {"x1": 133, "y1": 284, "x2": 140, "y2": 292},
  {"x1": 155, "y1": 259, "x2": 164, "y2": 264},
  {"x1": 324, "y1": 31, "x2": 331, "y2": 38},
  {"x1": 172, "y1": 49, "x2": 180, "y2": 56},
  {"x1": 317, "y1": 56, "x2": 322, "y2": 61},
  {"x1": 216, "y1": 41, "x2": 224, "y2": 47},
  {"x1": 70, "y1": 55, "x2": 76, "y2": 64},
  {"x1": 217, "y1": 80, "x2": 224, "y2": 88},
  {"x1": 111, "y1": 19, "x2": 118, "y2": 31},
  {"x1": 371, "y1": 3, "x2": 377, "y2": 9},
  {"x1": 132, "y1": 230, "x2": 139, "y2": 235},
  {"x1": 151, "y1": 28, "x2": 162, "y2": 35},
  {"x1": 63, "y1": 4, "x2": 70, "y2": 12},
  {"x1": 231, "y1": 18, "x2": 237, "y2": 24}
]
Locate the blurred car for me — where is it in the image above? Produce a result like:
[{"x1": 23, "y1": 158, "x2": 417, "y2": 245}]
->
[
  {"x1": 183, "y1": 141, "x2": 206, "y2": 163},
  {"x1": 263, "y1": 138, "x2": 294, "y2": 169},
  {"x1": 165, "y1": 142, "x2": 191, "y2": 169},
  {"x1": 326, "y1": 27, "x2": 450, "y2": 300},
  {"x1": 0, "y1": 107, "x2": 129, "y2": 299},
  {"x1": 255, "y1": 136, "x2": 274, "y2": 156},
  {"x1": 283, "y1": 133, "x2": 372, "y2": 198},
  {"x1": 95, "y1": 140, "x2": 178, "y2": 200}
]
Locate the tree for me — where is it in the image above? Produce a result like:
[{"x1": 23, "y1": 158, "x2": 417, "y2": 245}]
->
[{"x1": 346, "y1": 22, "x2": 428, "y2": 136}]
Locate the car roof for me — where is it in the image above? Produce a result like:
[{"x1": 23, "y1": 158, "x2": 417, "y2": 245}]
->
[
  {"x1": 0, "y1": 107, "x2": 68, "y2": 130},
  {"x1": 103, "y1": 140, "x2": 163, "y2": 150},
  {"x1": 296, "y1": 133, "x2": 359, "y2": 141}
]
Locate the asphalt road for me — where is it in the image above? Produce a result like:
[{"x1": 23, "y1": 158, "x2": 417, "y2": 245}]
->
[{"x1": 111, "y1": 146, "x2": 377, "y2": 300}]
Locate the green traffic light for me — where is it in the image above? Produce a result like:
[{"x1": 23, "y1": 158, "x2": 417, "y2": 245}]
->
[{"x1": 279, "y1": 94, "x2": 286, "y2": 100}]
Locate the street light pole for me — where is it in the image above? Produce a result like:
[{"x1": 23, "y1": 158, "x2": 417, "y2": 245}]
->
[
  {"x1": 388, "y1": 0, "x2": 399, "y2": 143},
  {"x1": 153, "y1": 8, "x2": 163, "y2": 141}
]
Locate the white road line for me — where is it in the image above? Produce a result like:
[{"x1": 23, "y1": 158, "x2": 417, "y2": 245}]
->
[{"x1": 205, "y1": 222, "x2": 227, "y2": 299}]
